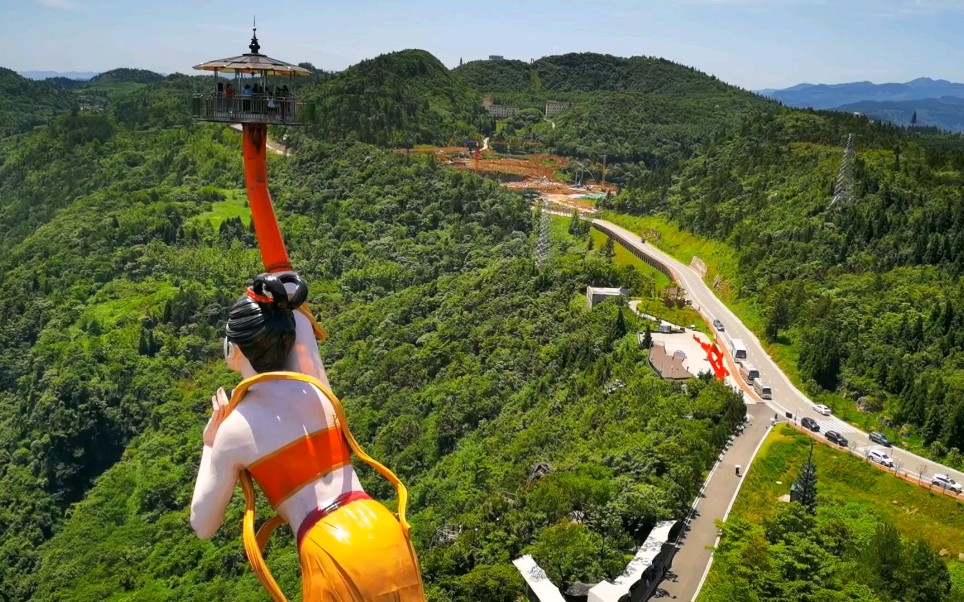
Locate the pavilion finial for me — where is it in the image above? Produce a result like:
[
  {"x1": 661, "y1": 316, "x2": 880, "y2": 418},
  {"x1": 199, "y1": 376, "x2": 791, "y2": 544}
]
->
[{"x1": 249, "y1": 16, "x2": 260, "y2": 54}]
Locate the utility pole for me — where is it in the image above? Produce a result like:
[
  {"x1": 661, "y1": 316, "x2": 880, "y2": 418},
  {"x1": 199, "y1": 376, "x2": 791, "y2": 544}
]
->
[{"x1": 535, "y1": 200, "x2": 551, "y2": 267}]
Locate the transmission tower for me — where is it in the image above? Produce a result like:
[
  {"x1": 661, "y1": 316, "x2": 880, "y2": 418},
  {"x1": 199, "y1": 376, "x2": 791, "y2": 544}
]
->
[
  {"x1": 829, "y1": 133, "x2": 856, "y2": 209},
  {"x1": 535, "y1": 201, "x2": 551, "y2": 267}
]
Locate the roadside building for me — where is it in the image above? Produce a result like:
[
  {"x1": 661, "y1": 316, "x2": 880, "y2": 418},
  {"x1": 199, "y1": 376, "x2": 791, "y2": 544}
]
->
[
  {"x1": 647, "y1": 344, "x2": 693, "y2": 380},
  {"x1": 586, "y1": 286, "x2": 629, "y2": 308}
]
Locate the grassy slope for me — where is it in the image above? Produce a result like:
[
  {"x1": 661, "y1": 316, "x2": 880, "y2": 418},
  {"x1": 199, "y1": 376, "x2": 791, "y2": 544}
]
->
[
  {"x1": 187, "y1": 189, "x2": 250, "y2": 230},
  {"x1": 698, "y1": 424, "x2": 964, "y2": 600}
]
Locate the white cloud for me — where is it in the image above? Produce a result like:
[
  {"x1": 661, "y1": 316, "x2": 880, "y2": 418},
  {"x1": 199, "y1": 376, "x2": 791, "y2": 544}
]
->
[{"x1": 34, "y1": 0, "x2": 76, "y2": 7}]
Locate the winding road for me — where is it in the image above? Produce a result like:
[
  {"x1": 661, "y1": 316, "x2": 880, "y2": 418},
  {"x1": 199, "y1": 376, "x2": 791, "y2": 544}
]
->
[
  {"x1": 595, "y1": 217, "x2": 964, "y2": 487},
  {"x1": 591, "y1": 217, "x2": 964, "y2": 599}
]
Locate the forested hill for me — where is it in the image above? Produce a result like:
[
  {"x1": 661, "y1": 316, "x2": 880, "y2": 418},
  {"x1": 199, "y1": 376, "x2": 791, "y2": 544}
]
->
[
  {"x1": 0, "y1": 76, "x2": 744, "y2": 601},
  {"x1": 88, "y1": 68, "x2": 165, "y2": 85},
  {"x1": 606, "y1": 107, "x2": 964, "y2": 467},
  {"x1": 300, "y1": 49, "x2": 491, "y2": 147},
  {"x1": 452, "y1": 53, "x2": 774, "y2": 165},
  {"x1": 0, "y1": 68, "x2": 75, "y2": 137},
  {"x1": 455, "y1": 53, "x2": 747, "y2": 96},
  {"x1": 453, "y1": 58, "x2": 533, "y2": 92}
]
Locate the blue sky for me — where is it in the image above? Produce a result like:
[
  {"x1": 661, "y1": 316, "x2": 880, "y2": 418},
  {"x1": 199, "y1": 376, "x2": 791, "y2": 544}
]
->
[{"x1": 5, "y1": 0, "x2": 964, "y2": 89}]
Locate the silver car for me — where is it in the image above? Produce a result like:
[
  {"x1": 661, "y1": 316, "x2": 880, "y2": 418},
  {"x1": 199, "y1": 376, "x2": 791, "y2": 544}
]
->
[
  {"x1": 932, "y1": 474, "x2": 963, "y2": 494},
  {"x1": 868, "y1": 450, "x2": 894, "y2": 468}
]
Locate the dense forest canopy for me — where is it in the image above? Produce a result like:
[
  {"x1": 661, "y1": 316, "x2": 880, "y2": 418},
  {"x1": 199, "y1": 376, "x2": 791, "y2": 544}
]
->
[
  {"x1": 88, "y1": 68, "x2": 166, "y2": 86},
  {"x1": 0, "y1": 68, "x2": 76, "y2": 137},
  {"x1": 0, "y1": 69, "x2": 745, "y2": 601},
  {"x1": 455, "y1": 53, "x2": 751, "y2": 95},
  {"x1": 453, "y1": 52, "x2": 776, "y2": 168},
  {"x1": 605, "y1": 107, "x2": 964, "y2": 462},
  {"x1": 299, "y1": 49, "x2": 492, "y2": 147}
]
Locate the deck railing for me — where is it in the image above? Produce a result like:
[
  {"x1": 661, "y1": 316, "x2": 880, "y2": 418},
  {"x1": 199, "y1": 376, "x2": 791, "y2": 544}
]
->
[{"x1": 191, "y1": 94, "x2": 308, "y2": 125}]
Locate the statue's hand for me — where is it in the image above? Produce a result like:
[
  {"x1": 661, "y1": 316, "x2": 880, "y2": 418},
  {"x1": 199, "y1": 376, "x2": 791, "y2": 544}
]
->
[{"x1": 203, "y1": 387, "x2": 231, "y2": 447}]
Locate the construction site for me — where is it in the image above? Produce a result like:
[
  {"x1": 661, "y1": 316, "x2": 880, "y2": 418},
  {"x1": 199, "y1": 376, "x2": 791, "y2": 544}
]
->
[{"x1": 401, "y1": 144, "x2": 617, "y2": 215}]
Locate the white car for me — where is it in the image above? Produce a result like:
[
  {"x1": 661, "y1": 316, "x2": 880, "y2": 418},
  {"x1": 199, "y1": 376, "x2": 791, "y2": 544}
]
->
[
  {"x1": 868, "y1": 450, "x2": 894, "y2": 468},
  {"x1": 932, "y1": 474, "x2": 963, "y2": 494},
  {"x1": 813, "y1": 404, "x2": 832, "y2": 416}
]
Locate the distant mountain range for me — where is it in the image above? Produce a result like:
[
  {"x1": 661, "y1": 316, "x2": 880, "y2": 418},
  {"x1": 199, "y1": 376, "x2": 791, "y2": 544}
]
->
[
  {"x1": 757, "y1": 78, "x2": 964, "y2": 108},
  {"x1": 757, "y1": 78, "x2": 964, "y2": 132},
  {"x1": 20, "y1": 70, "x2": 98, "y2": 81}
]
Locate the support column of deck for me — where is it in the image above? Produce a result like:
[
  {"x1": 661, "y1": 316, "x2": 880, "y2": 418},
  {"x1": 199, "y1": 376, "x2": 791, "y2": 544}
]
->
[{"x1": 242, "y1": 123, "x2": 291, "y2": 273}]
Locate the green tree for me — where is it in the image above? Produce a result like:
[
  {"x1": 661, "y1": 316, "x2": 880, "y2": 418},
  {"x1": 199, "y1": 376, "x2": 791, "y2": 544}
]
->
[
  {"x1": 611, "y1": 307, "x2": 627, "y2": 341},
  {"x1": 799, "y1": 327, "x2": 843, "y2": 391},
  {"x1": 764, "y1": 293, "x2": 790, "y2": 342},
  {"x1": 641, "y1": 325, "x2": 653, "y2": 349},
  {"x1": 526, "y1": 521, "x2": 619, "y2": 589},
  {"x1": 862, "y1": 521, "x2": 903, "y2": 597},
  {"x1": 568, "y1": 208, "x2": 588, "y2": 235},
  {"x1": 897, "y1": 538, "x2": 951, "y2": 602},
  {"x1": 603, "y1": 236, "x2": 615, "y2": 260},
  {"x1": 451, "y1": 564, "x2": 524, "y2": 602}
]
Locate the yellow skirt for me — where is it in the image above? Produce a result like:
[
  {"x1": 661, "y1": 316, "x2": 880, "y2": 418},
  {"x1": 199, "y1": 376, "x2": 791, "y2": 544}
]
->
[{"x1": 299, "y1": 498, "x2": 425, "y2": 601}]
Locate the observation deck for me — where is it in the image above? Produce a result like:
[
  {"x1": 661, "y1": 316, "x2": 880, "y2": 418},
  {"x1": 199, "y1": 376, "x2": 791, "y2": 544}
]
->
[
  {"x1": 192, "y1": 24, "x2": 311, "y2": 126},
  {"x1": 191, "y1": 94, "x2": 307, "y2": 125}
]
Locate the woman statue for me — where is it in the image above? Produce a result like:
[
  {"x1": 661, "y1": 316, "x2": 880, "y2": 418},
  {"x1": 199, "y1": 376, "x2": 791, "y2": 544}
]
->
[{"x1": 191, "y1": 272, "x2": 424, "y2": 601}]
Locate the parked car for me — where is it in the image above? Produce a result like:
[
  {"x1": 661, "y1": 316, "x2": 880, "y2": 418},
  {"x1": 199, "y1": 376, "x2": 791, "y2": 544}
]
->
[
  {"x1": 825, "y1": 430, "x2": 849, "y2": 447},
  {"x1": 801, "y1": 417, "x2": 820, "y2": 432},
  {"x1": 868, "y1": 450, "x2": 894, "y2": 468},
  {"x1": 713, "y1": 319, "x2": 724, "y2": 331},
  {"x1": 813, "y1": 404, "x2": 832, "y2": 416},
  {"x1": 869, "y1": 431, "x2": 892, "y2": 447},
  {"x1": 932, "y1": 474, "x2": 963, "y2": 494}
]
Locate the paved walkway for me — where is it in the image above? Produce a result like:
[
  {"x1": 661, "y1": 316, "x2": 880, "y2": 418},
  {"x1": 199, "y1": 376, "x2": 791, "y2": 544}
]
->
[{"x1": 659, "y1": 404, "x2": 773, "y2": 601}]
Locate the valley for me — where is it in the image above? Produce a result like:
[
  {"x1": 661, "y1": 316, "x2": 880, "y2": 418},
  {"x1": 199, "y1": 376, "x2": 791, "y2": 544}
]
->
[{"x1": 3, "y1": 32, "x2": 964, "y2": 602}]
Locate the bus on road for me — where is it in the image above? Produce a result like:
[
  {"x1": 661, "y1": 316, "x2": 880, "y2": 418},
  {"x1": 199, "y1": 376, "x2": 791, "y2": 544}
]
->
[
  {"x1": 730, "y1": 337, "x2": 747, "y2": 361},
  {"x1": 753, "y1": 379, "x2": 772, "y2": 400},
  {"x1": 738, "y1": 362, "x2": 759, "y2": 384}
]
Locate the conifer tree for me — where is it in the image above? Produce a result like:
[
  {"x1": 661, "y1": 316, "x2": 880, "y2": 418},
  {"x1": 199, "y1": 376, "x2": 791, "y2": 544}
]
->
[
  {"x1": 612, "y1": 307, "x2": 627, "y2": 341},
  {"x1": 138, "y1": 328, "x2": 149, "y2": 356}
]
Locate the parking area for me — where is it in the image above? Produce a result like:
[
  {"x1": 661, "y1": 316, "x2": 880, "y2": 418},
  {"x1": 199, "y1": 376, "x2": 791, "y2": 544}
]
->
[{"x1": 651, "y1": 331, "x2": 748, "y2": 397}]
